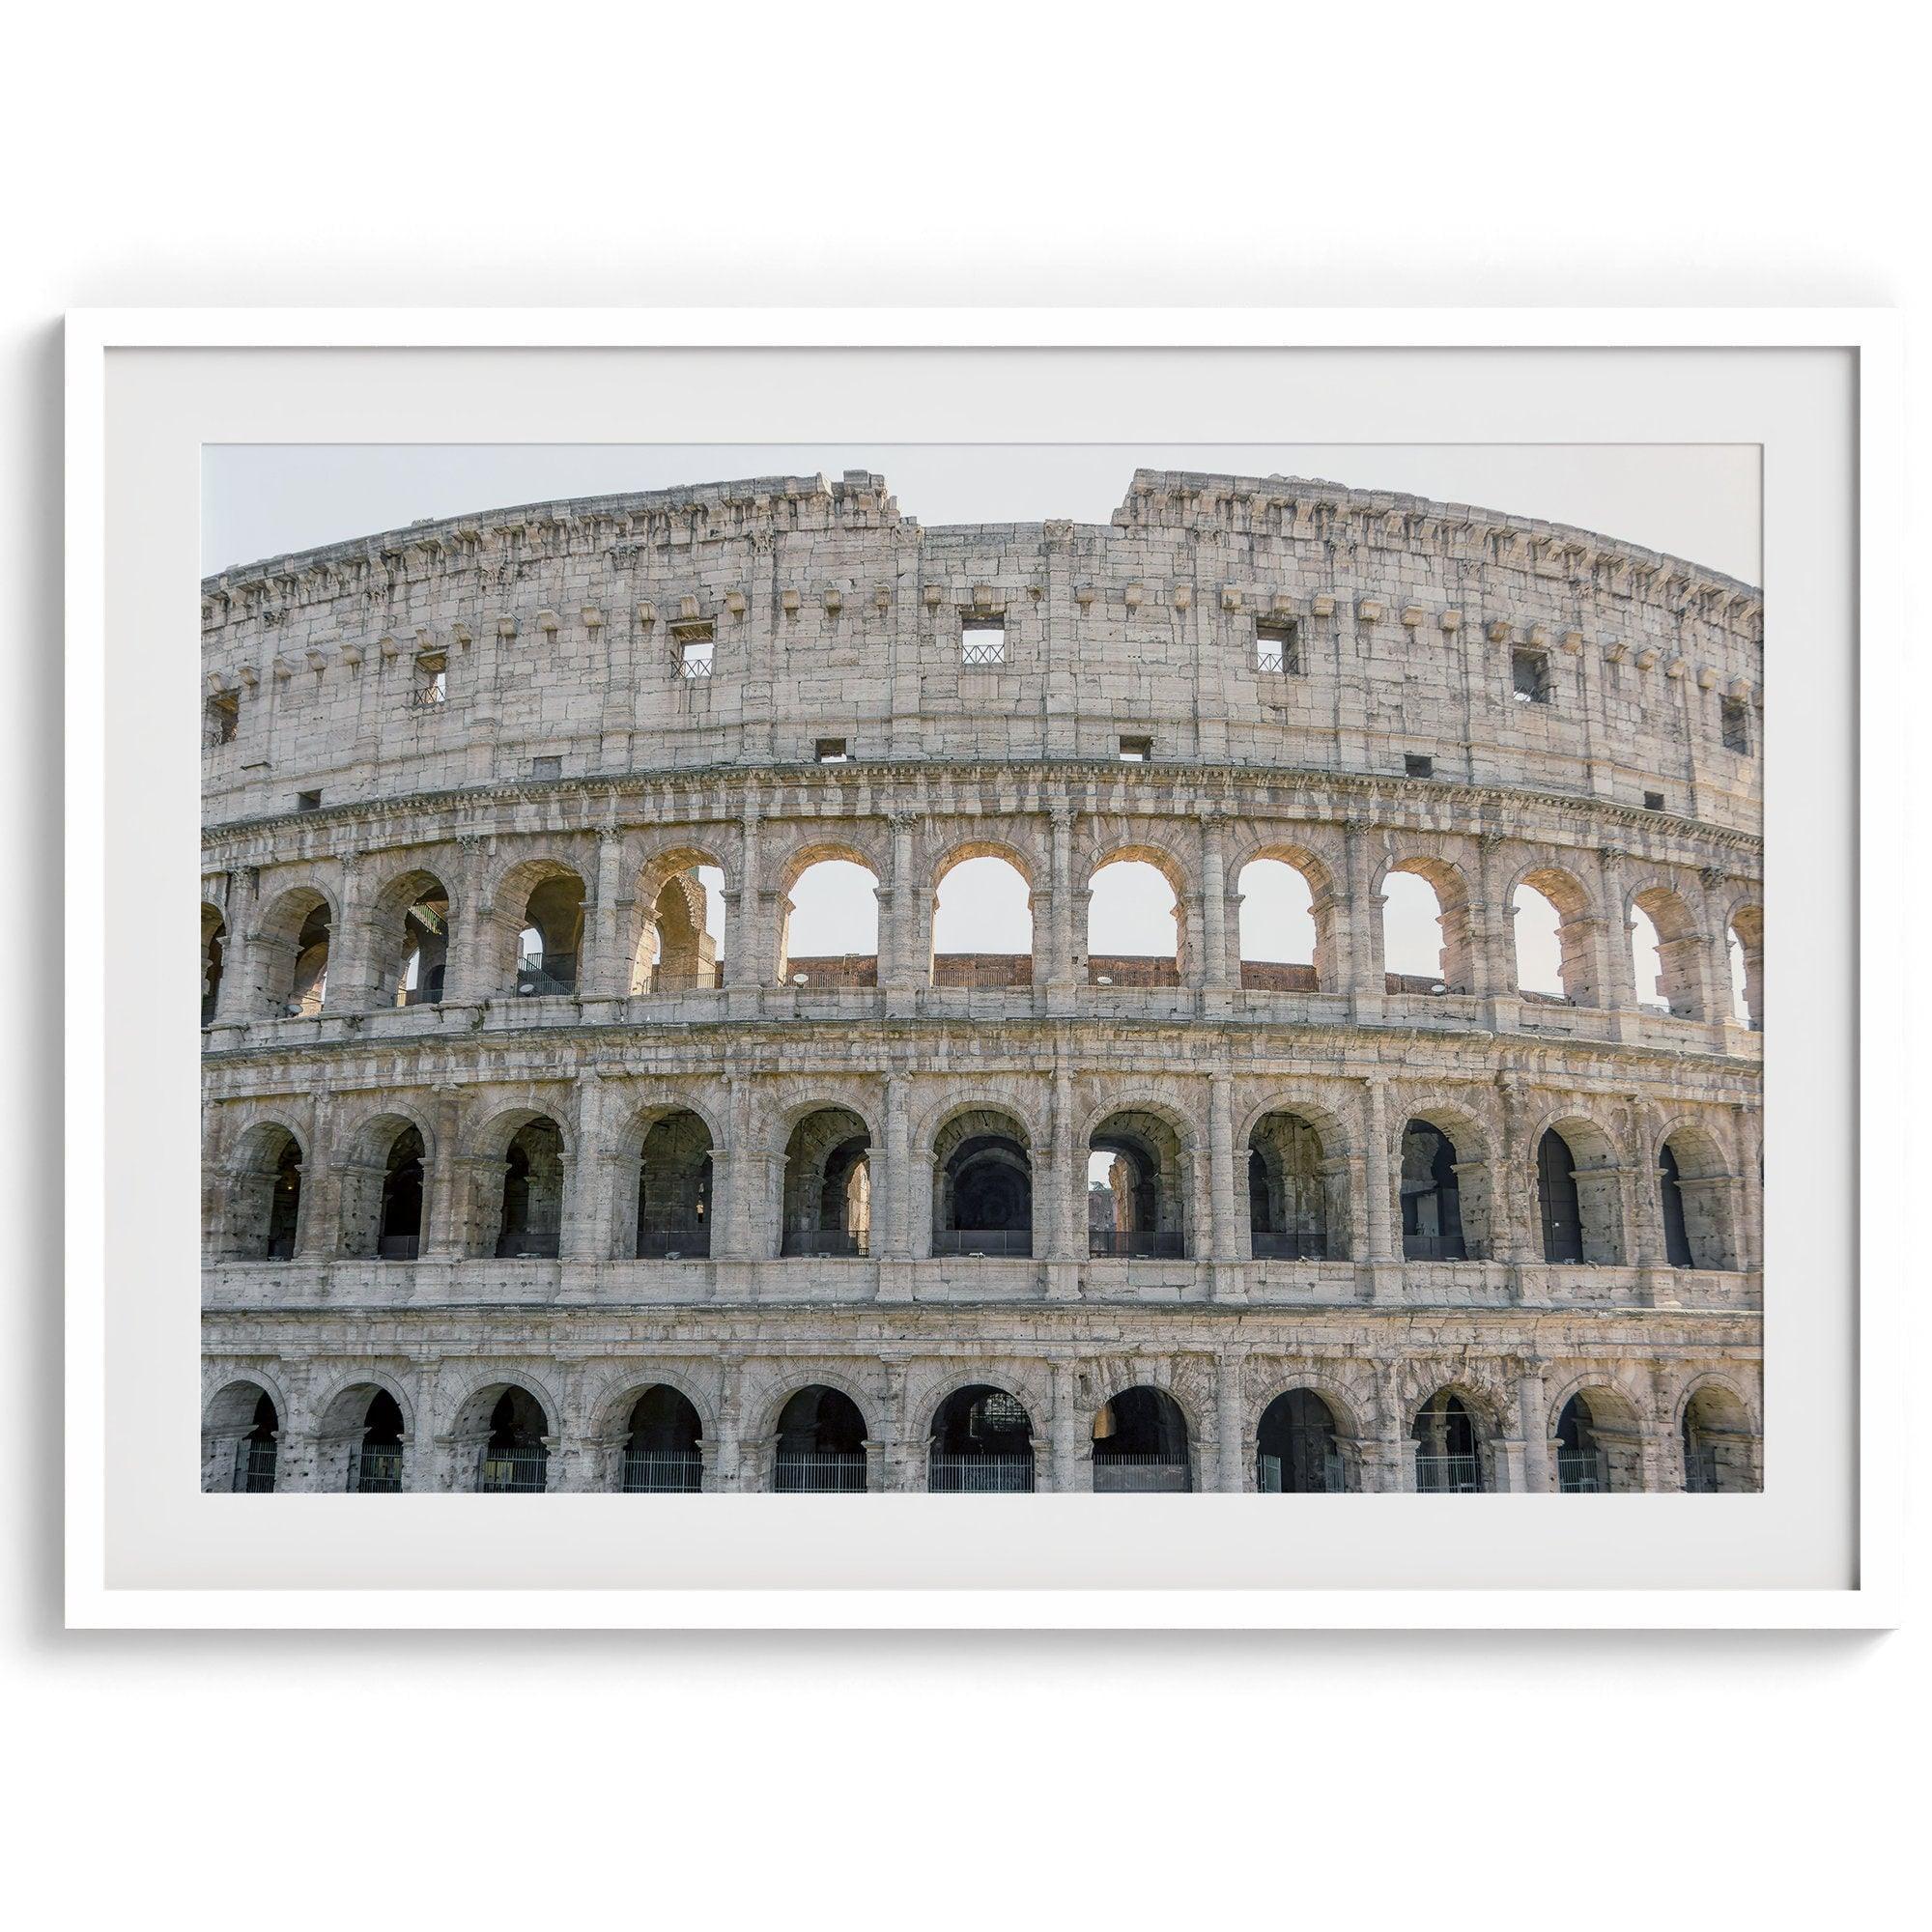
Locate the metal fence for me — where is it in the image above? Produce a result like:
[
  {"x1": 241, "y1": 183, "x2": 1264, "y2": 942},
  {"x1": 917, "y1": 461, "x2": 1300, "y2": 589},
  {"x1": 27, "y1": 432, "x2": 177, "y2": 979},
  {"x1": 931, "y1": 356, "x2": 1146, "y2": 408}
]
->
[
  {"x1": 1092, "y1": 1456, "x2": 1191, "y2": 1492},
  {"x1": 1254, "y1": 641, "x2": 1298, "y2": 674},
  {"x1": 1088, "y1": 1230, "x2": 1186, "y2": 1260},
  {"x1": 515, "y1": 965, "x2": 577, "y2": 997},
  {"x1": 377, "y1": 1233, "x2": 420, "y2": 1260},
  {"x1": 355, "y1": 1446, "x2": 405, "y2": 1493},
  {"x1": 234, "y1": 1442, "x2": 277, "y2": 1493},
  {"x1": 773, "y1": 1452, "x2": 867, "y2": 1493},
  {"x1": 781, "y1": 1230, "x2": 870, "y2": 1258},
  {"x1": 1683, "y1": 1445, "x2": 1721, "y2": 1493},
  {"x1": 1257, "y1": 1452, "x2": 1351, "y2": 1493},
  {"x1": 479, "y1": 1449, "x2": 547, "y2": 1493},
  {"x1": 621, "y1": 1450, "x2": 704, "y2": 1493},
  {"x1": 409, "y1": 682, "x2": 447, "y2": 708},
  {"x1": 1250, "y1": 1232, "x2": 1326, "y2": 1261},
  {"x1": 959, "y1": 637, "x2": 1007, "y2": 668},
  {"x1": 1414, "y1": 1454, "x2": 1484, "y2": 1493},
  {"x1": 1402, "y1": 1233, "x2": 1470, "y2": 1261},
  {"x1": 930, "y1": 1229, "x2": 1033, "y2": 1258},
  {"x1": 928, "y1": 1454, "x2": 1036, "y2": 1492},
  {"x1": 495, "y1": 1230, "x2": 561, "y2": 1259},
  {"x1": 676, "y1": 652, "x2": 714, "y2": 679},
  {"x1": 1557, "y1": 1449, "x2": 1606, "y2": 1493},
  {"x1": 636, "y1": 1228, "x2": 710, "y2": 1260}
]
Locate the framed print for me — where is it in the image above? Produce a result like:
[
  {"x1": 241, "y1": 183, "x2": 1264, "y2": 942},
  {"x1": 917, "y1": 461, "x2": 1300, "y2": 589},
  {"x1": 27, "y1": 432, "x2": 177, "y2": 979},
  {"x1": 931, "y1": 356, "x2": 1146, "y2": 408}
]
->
[{"x1": 64, "y1": 308, "x2": 1902, "y2": 1628}]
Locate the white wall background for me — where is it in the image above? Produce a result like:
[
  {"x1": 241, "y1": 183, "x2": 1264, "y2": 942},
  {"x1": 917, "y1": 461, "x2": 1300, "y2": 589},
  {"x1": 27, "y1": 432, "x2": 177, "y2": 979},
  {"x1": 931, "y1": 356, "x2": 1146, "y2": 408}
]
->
[{"x1": 5, "y1": 5, "x2": 1921, "y2": 1929}]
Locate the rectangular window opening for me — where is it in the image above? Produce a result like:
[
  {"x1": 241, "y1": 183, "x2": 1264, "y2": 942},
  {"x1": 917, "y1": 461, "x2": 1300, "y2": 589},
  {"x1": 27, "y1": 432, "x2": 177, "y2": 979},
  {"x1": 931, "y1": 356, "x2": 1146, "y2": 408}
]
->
[
  {"x1": 205, "y1": 690, "x2": 240, "y2": 746},
  {"x1": 1405, "y1": 753, "x2": 1435, "y2": 779},
  {"x1": 411, "y1": 661, "x2": 447, "y2": 708},
  {"x1": 815, "y1": 737, "x2": 850, "y2": 763},
  {"x1": 530, "y1": 755, "x2": 562, "y2": 780},
  {"x1": 1643, "y1": 788, "x2": 1666, "y2": 811},
  {"x1": 1720, "y1": 695, "x2": 1750, "y2": 753},
  {"x1": 1119, "y1": 734, "x2": 1152, "y2": 763},
  {"x1": 1255, "y1": 619, "x2": 1301, "y2": 674},
  {"x1": 960, "y1": 617, "x2": 1007, "y2": 668},
  {"x1": 1512, "y1": 648, "x2": 1550, "y2": 703},
  {"x1": 672, "y1": 620, "x2": 716, "y2": 679},
  {"x1": 296, "y1": 788, "x2": 322, "y2": 812}
]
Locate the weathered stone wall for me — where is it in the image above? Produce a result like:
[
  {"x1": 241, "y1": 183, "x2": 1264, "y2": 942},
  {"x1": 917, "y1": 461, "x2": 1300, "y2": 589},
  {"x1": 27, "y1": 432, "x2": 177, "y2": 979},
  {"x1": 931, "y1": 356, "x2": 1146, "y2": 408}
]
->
[{"x1": 201, "y1": 469, "x2": 1763, "y2": 1495}]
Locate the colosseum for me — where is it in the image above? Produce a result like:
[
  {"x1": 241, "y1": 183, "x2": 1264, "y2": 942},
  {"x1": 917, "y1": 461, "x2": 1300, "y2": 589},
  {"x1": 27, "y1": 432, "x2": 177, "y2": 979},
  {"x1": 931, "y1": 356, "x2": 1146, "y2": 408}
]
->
[{"x1": 198, "y1": 467, "x2": 1763, "y2": 1497}]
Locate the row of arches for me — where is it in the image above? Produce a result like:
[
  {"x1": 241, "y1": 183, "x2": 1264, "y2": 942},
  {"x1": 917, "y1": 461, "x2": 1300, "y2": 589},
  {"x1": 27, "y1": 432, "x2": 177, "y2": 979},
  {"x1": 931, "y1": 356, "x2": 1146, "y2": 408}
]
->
[
  {"x1": 215, "y1": 1100, "x2": 1743, "y2": 1272},
  {"x1": 206, "y1": 1371, "x2": 1760, "y2": 1495},
  {"x1": 203, "y1": 840, "x2": 1763, "y2": 1025}
]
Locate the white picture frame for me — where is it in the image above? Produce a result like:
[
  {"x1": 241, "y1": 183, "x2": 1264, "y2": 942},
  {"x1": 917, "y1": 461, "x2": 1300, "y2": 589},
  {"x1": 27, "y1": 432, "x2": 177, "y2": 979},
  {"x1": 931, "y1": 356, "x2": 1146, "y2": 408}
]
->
[{"x1": 65, "y1": 307, "x2": 1902, "y2": 1630}]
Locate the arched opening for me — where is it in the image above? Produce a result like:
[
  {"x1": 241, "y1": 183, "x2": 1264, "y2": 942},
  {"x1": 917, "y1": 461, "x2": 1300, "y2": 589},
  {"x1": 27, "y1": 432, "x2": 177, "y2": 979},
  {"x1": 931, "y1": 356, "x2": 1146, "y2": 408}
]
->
[
  {"x1": 927, "y1": 1384, "x2": 1036, "y2": 1492},
  {"x1": 477, "y1": 1387, "x2": 550, "y2": 1493},
  {"x1": 1400, "y1": 1119, "x2": 1465, "y2": 1261},
  {"x1": 1087, "y1": 854, "x2": 1180, "y2": 987},
  {"x1": 1381, "y1": 862, "x2": 1466, "y2": 992},
  {"x1": 390, "y1": 878, "x2": 450, "y2": 1006},
  {"x1": 1554, "y1": 1390, "x2": 1644, "y2": 1493},
  {"x1": 1631, "y1": 886, "x2": 1705, "y2": 1018},
  {"x1": 511, "y1": 868, "x2": 585, "y2": 996},
  {"x1": 780, "y1": 858, "x2": 879, "y2": 988},
  {"x1": 496, "y1": 1116, "x2": 565, "y2": 1259},
  {"x1": 377, "y1": 1125, "x2": 425, "y2": 1259},
  {"x1": 1681, "y1": 1383, "x2": 1758, "y2": 1492},
  {"x1": 265, "y1": 1137, "x2": 302, "y2": 1260},
  {"x1": 1516, "y1": 867, "x2": 1601, "y2": 1007},
  {"x1": 1411, "y1": 1389, "x2": 1487, "y2": 1492},
  {"x1": 224, "y1": 1122, "x2": 304, "y2": 1261},
  {"x1": 635, "y1": 1109, "x2": 714, "y2": 1259},
  {"x1": 355, "y1": 1390, "x2": 406, "y2": 1492},
  {"x1": 1087, "y1": 1110, "x2": 1188, "y2": 1259},
  {"x1": 930, "y1": 852, "x2": 1034, "y2": 988},
  {"x1": 773, "y1": 1385, "x2": 867, "y2": 1492},
  {"x1": 1658, "y1": 1128, "x2": 1734, "y2": 1269},
  {"x1": 1729, "y1": 905, "x2": 1763, "y2": 1030},
  {"x1": 619, "y1": 1386, "x2": 704, "y2": 1492},
  {"x1": 201, "y1": 906, "x2": 225, "y2": 1025},
  {"x1": 1537, "y1": 1127, "x2": 1584, "y2": 1264},
  {"x1": 781, "y1": 1107, "x2": 871, "y2": 1257},
  {"x1": 635, "y1": 867, "x2": 723, "y2": 994},
  {"x1": 1247, "y1": 1111, "x2": 1337, "y2": 1260},
  {"x1": 1511, "y1": 882, "x2": 1565, "y2": 1000},
  {"x1": 238, "y1": 1389, "x2": 279, "y2": 1492},
  {"x1": 932, "y1": 1108, "x2": 1033, "y2": 1257},
  {"x1": 1091, "y1": 1385, "x2": 1191, "y2": 1492},
  {"x1": 286, "y1": 902, "x2": 331, "y2": 1016},
  {"x1": 203, "y1": 1378, "x2": 281, "y2": 1492},
  {"x1": 1236, "y1": 857, "x2": 1321, "y2": 993},
  {"x1": 1257, "y1": 1390, "x2": 1351, "y2": 1492}
]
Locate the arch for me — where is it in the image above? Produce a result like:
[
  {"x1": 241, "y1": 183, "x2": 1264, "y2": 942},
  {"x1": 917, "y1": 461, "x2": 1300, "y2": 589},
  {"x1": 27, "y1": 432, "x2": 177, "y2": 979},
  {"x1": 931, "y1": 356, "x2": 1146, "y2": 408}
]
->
[
  {"x1": 1532, "y1": 1113, "x2": 1625, "y2": 1264},
  {"x1": 1399, "y1": 1114, "x2": 1474, "y2": 1261},
  {"x1": 624, "y1": 1105, "x2": 715, "y2": 1259},
  {"x1": 1256, "y1": 1388, "x2": 1354, "y2": 1492},
  {"x1": 492, "y1": 1113, "x2": 567, "y2": 1260},
  {"x1": 613, "y1": 1383, "x2": 705, "y2": 1492},
  {"x1": 1236, "y1": 854, "x2": 1323, "y2": 993},
  {"x1": 312, "y1": 1375, "x2": 415, "y2": 1492},
  {"x1": 1728, "y1": 902, "x2": 1763, "y2": 1029},
  {"x1": 1552, "y1": 1385, "x2": 1647, "y2": 1493},
  {"x1": 1091, "y1": 1384, "x2": 1192, "y2": 1492},
  {"x1": 221, "y1": 1119, "x2": 305, "y2": 1261},
  {"x1": 329, "y1": 1104, "x2": 435, "y2": 1260},
  {"x1": 1088, "y1": 1106, "x2": 1192, "y2": 1259},
  {"x1": 1086, "y1": 845, "x2": 1184, "y2": 986},
  {"x1": 201, "y1": 900, "x2": 227, "y2": 1024},
  {"x1": 930, "y1": 846, "x2": 1035, "y2": 988},
  {"x1": 368, "y1": 867, "x2": 452, "y2": 1008},
  {"x1": 1508, "y1": 862, "x2": 1602, "y2": 1006},
  {"x1": 489, "y1": 856, "x2": 587, "y2": 997},
  {"x1": 633, "y1": 862, "x2": 724, "y2": 996},
  {"x1": 254, "y1": 882, "x2": 335, "y2": 1017},
  {"x1": 1676, "y1": 1375, "x2": 1761, "y2": 1492},
  {"x1": 1409, "y1": 1385, "x2": 1495, "y2": 1492},
  {"x1": 203, "y1": 1377, "x2": 282, "y2": 1492},
  {"x1": 1377, "y1": 852, "x2": 1473, "y2": 991},
  {"x1": 931, "y1": 1105, "x2": 1033, "y2": 1258},
  {"x1": 780, "y1": 1104, "x2": 872, "y2": 1257},
  {"x1": 926, "y1": 1382, "x2": 1037, "y2": 1492},
  {"x1": 771, "y1": 1383, "x2": 869, "y2": 1493},
  {"x1": 1656, "y1": 1121, "x2": 1735, "y2": 1270},
  {"x1": 1630, "y1": 881, "x2": 1707, "y2": 1018},
  {"x1": 1247, "y1": 1108, "x2": 1344, "y2": 1261},
  {"x1": 779, "y1": 848, "x2": 880, "y2": 987}
]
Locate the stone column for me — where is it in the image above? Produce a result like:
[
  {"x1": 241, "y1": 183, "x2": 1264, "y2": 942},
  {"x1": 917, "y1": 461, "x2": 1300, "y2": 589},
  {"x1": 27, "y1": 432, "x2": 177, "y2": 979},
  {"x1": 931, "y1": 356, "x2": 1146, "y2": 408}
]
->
[
  {"x1": 713, "y1": 1356, "x2": 747, "y2": 1492},
  {"x1": 584, "y1": 830, "x2": 628, "y2": 998},
  {"x1": 1496, "y1": 1079, "x2": 1538, "y2": 1271},
  {"x1": 727, "y1": 808, "x2": 764, "y2": 994},
  {"x1": 1050, "y1": 1362, "x2": 1084, "y2": 1493},
  {"x1": 1343, "y1": 818, "x2": 1384, "y2": 1012},
  {"x1": 560, "y1": 1072, "x2": 608, "y2": 1261},
  {"x1": 1208, "y1": 1070, "x2": 1239, "y2": 1263},
  {"x1": 1597, "y1": 845, "x2": 1637, "y2": 1014},
  {"x1": 1516, "y1": 1360, "x2": 1551, "y2": 1492},
  {"x1": 1624, "y1": 1094, "x2": 1665, "y2": 1267},
  {"x1": 443, "y1": 837, "x2": 495, "y2": 1006},
  {"x1": 1362, "y1": 1077, "x2": 1396, "y2": 1263},
  {"x1": 1048, "y1": 804, "x2": 1076, "y2": 998},
  {"x1": 1475, "y1": 831, "x2": 1512, "y2": 1003},
  {"x1": 721, "y1": 1074, "x2": 761, "y2": 1261},
  {"x1": 212, "y1": 872, "x2": 254, "y2": 1026},
  {"x1": 882, "y1": 1070, "x2": 912, "y2": 1260},
  {"x1": 1199, "y1": 811, "x2": 1230, "y2": 994},
  {"x1": 1700, "y1": 866, "x2": 1740, "y2": 1025},
  {"x1": 1734, "y1": 1104, "x2": 1763, "y2": 1274},
  {"x1": 886, "y1": 810, "x2": 920, "y2": 998},
  {"x1": 327, "y1": 852, "x2": 378, "y2": 1011},
  {"x1": 1215, "y1": 1353, "x2": 1246, "y2": 1492}
]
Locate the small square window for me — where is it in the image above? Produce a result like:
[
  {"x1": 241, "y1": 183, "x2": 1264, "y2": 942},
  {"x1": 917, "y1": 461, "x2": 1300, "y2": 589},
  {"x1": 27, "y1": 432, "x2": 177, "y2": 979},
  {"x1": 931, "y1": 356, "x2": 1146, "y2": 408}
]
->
[
  {"x1": 1512, "y1": 648, "x2": 1550, "y2": 703},
  {"x1": 1405, "y1": 753, "x2": 1434, "y2": 779},
  {"x1": 530, "y1": 755, "x2": 561, "y2": 780},
  {"x1": 960, "y1": 617, "x2": 1007, "y2": 667},
  {"x1": 815, "y1": 738, "x2": 850, "y2": 763},
  {"x1": 296, "y1": 789, "x2": 322, "y2": 812},
  {"x1": 1643, "y1": 789, "x2": 1665, "y2": 811},
  {"x1": 205, "y1": 689, "x2": 240, "y2": 746},
  {"x1": 677, "y1": 635, "x2": 715, "y2": 679},
  {"x1": 411, "y1": 665, "x2": 446, "y2": 708},
  {"x1": 1119, "y1": 735, "x2": 1152, "y2": 763},
  {"x1": 1720, "y1": 694, "x2": 1750, "y2": 753},
  {"x1": 1255, "y1": 620, "x2": 1301, "y2": 674}
]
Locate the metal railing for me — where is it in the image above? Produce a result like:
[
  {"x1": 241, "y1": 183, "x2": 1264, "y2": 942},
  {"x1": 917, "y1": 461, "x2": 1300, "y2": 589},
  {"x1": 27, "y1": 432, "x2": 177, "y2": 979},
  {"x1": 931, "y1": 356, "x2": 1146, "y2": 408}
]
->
[
  {"x1": 621, "y1": 1450, "x2": 703, "y2": 1493},
  {"x1": 928, "y1": 1454, "x2": 1035, "y2": 1492},
  {"x1": 636, "y1": 1228, "x2": 710, "y2": 1260},
  {"x1": 479, "y1": 1448, "x2": 547, "y2": 1493},
  {"x1": 931, "y1": 1229, "x2": 1033, "y2": 1258},
  {"x1": 377, "y1": 1233, "x2": 420, "y2": 1260},
  {"x1": 676, "y1": 653, "x2": 714, "y2": 679},
  {"x1": 781, "y1": 1229, "x2": 870, "y2": 1258},
  {"x1": 409, "y1": 683, "x2": 447, "y2": 708},
  {"x1": 1402, "y1": 1233, "x2": 1470, "y2": 1262},
  {"x1": 234, "y1": 1442, "x2": 277, "y2": 1493},
  {"x1": 1257, "y1": 1452, "x2": 1351, "y2": 1493},
  {"x1": 1683, "y1": 1446, "x2": 1721, "y2": 1494},
  {"x1": 1088, "y1": 1230, "x2": 1186, "y2": 1260},
  {"x1": 959, "y1": 638, "x2": 1007, "y2": 668},
  {"x1": 495, "y1": 1230, "x2": 560, "y2": 1259},
  {"x1": 1250, "y1": 1232, "x2": 1327, "y2": 1261},
  {"x1": 355, "y1": 1446, "x2": 405, "y2": 1492},
  {"x1": 1414, "y1": 1454, "x2": 1483, "y2": 1493},
  {"x1": 515, "y1": 965, "x2": 577, "y2": 997},
  {"x1": 1255, "y1": 642, "x2": 1298, "y2": 674},
  {"x1": 1557, "y1": 1449, "x2": 1606, "y2": 1493},
  {"x1": 773, "y1": 1451, "x2": 867, "y2": 1493},
  {"x1": 1092, "y1": 1455, "x2": 1191, "y2": 1493}
]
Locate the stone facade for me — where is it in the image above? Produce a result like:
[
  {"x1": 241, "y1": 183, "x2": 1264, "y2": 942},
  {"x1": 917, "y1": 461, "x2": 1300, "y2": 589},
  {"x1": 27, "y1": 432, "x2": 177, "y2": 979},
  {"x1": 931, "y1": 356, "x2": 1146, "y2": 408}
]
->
[{"x1": 200, "y1": 469, "x2": 1764, "y2": 1495}]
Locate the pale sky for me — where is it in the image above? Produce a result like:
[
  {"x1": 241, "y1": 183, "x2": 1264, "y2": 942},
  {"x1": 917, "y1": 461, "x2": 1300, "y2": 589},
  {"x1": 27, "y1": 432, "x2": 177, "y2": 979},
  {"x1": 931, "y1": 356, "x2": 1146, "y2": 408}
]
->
[{"x1": 206, "y1": 443, "x2": 1756, "y2": 1015}]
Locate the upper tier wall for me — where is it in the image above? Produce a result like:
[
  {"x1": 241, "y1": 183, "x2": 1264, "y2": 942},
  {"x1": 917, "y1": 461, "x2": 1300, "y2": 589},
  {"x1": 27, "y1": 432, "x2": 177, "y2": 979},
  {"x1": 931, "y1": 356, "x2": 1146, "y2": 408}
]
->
[{"x1": 201, "y1": 469, "x2": 1764, "y2": 834}]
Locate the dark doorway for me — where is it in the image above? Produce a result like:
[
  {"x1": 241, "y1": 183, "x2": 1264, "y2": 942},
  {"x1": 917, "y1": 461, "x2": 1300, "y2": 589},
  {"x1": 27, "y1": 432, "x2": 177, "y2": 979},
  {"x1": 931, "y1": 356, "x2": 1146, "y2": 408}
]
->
[{"x1": 1538, "y1": 1128, "x2": 1584, "y2": 1264}]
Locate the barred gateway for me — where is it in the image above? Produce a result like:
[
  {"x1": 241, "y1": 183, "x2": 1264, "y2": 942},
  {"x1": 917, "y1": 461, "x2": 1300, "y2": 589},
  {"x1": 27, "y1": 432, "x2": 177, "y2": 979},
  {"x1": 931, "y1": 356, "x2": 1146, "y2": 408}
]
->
[{"x1": 199, "y1": 468, "x2": 1763, "y2": 1494}]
